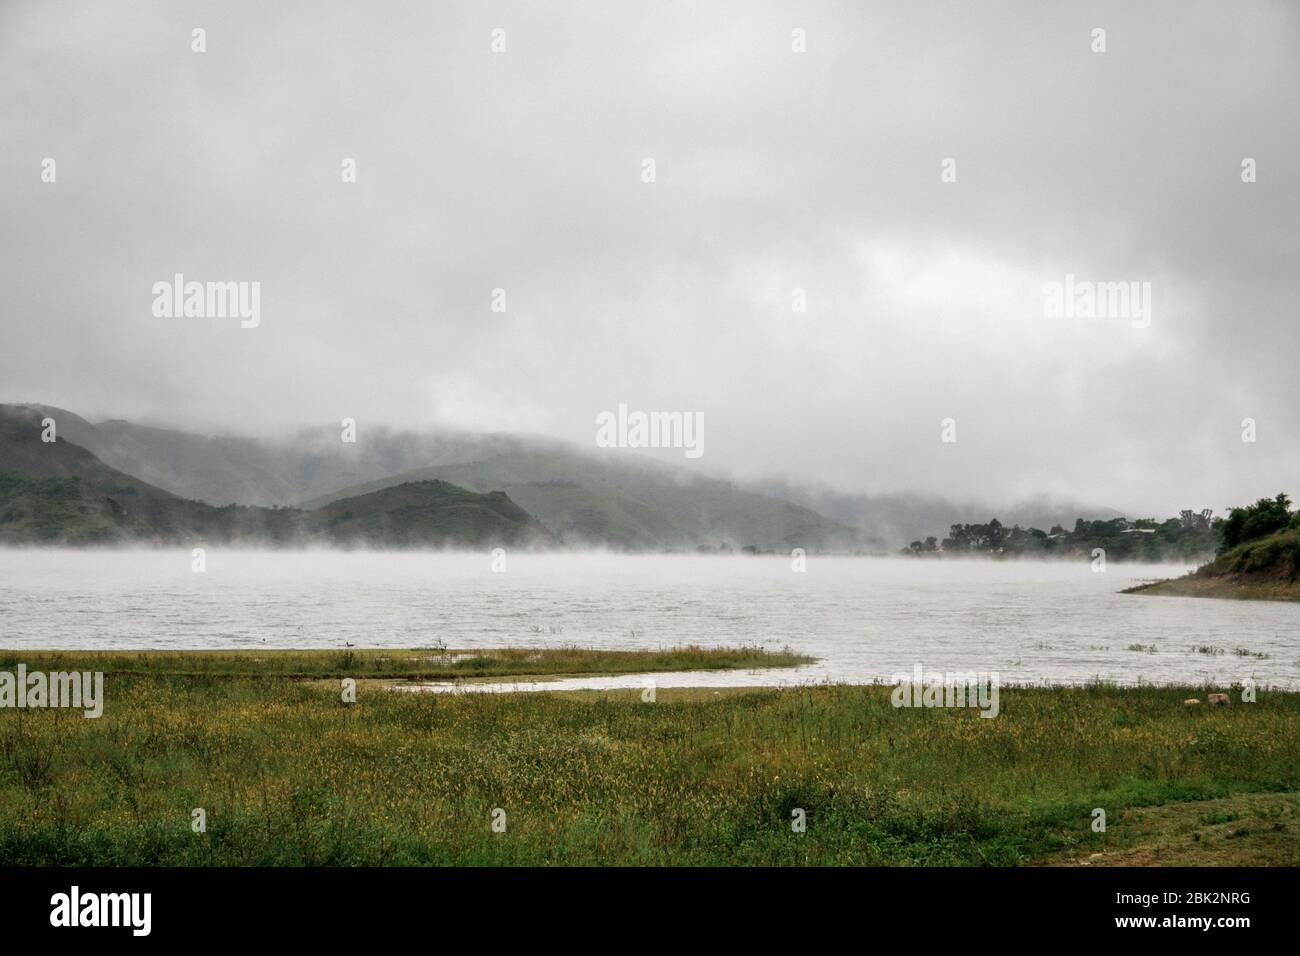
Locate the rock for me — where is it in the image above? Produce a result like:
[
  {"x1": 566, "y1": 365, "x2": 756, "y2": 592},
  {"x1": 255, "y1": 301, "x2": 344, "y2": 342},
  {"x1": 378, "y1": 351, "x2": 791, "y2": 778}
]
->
[
  {"x1": 1208, "y1": 693, "x2": 1230, "y2": 706},
  {"x1": 1184, "y1": 698, "x2": 1201, "y2": 705}
]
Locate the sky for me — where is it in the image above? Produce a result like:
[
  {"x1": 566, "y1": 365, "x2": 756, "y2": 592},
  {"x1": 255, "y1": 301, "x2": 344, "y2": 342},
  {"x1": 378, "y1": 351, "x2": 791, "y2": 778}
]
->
[{"x1": 1, "y1": 0, "x2": 1297, "y2": 516}]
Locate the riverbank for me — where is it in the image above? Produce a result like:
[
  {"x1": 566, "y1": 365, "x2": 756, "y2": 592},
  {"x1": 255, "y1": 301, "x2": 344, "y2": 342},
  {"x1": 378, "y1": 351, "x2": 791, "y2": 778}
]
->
[
  {"x1": 1125, "y1": 575, "x2": 1300, "y2": 602},
  {"x1": 0, "y1": 646, "x2": 812, "y2": 681},
  {"x1": 1124, "y1": 528, "x2": 1300, "y2": 602},
  {"x1": 1, "y1": 652, "x2": 1296, "y2": 865}
]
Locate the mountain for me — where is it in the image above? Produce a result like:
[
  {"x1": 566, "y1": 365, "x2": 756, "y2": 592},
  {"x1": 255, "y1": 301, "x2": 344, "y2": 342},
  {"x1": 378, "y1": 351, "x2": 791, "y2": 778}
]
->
[
  {"x1": 0, "y1": 472, "x2": 143, "y2": 544},
  {"x1": 302, "y1": 450, "x2": 867, "y2": 552},
  {"x1": 1, "y1": 402, "x2": 1123, "y2": 552},
  {"x1": 0, "y1": 406, "x2": 551, "y2": 548},
  {"x1": 12, "y1": 403, "x2": 532, "y2": 507},
  {"x1": 7, "y1": 404, "x2": 866, "y2": 552},
  {"x1": 314, "y1": 480, "x2": 551, "y2": 548},
  {"x1": 0, "y1": 405, "x2": 258, "y2": 543}
]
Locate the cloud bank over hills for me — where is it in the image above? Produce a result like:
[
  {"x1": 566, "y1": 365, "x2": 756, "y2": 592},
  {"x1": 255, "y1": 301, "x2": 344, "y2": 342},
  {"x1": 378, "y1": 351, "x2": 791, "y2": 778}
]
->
[{"x1": 2, "y1": 403, "x2": 1131, "y2": 550}]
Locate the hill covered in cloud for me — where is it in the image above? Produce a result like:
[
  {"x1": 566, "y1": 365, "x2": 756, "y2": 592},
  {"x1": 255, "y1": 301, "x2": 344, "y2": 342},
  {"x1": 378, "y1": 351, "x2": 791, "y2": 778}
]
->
[
  {"x1": 2, "y1": 403, "x2": 1141, "y2": 552},
  {"x1": 0, "y1": 405, "x2": 553, "y2": 549}
]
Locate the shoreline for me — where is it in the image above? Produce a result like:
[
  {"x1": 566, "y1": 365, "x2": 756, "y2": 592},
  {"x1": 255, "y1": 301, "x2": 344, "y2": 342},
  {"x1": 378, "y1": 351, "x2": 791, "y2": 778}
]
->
[
  {"x1": 1125, "y1": 576, "x2": 1300, "y2": 602},
  {"x1": 0, "y1": 646, "x2": 813, "y2": 682}
]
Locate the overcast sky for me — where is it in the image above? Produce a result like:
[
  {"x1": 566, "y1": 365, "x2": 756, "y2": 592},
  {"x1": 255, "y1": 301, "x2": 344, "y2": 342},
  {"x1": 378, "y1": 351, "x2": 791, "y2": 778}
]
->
[{"x1": 2, "y1": 0, "x2": 1296, "y2": 515}]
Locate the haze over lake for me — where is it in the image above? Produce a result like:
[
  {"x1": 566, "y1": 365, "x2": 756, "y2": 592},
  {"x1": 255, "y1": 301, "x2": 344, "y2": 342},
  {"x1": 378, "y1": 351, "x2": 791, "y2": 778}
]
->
[{"x1": 3, "y1": 550, "x2": 1295, "y2": 689}]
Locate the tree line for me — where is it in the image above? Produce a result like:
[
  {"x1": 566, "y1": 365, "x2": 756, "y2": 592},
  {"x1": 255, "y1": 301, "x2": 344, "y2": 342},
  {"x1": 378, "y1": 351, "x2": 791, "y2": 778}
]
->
[{"x1": 903, "y1": 493, "x2": 1296, "y2": 562}]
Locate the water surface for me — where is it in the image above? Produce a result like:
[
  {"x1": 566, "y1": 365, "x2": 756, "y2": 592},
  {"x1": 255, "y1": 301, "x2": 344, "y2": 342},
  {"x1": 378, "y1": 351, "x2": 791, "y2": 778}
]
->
[{"x1": 1, "y1": 550, "x2": 1296, "y2": 688}]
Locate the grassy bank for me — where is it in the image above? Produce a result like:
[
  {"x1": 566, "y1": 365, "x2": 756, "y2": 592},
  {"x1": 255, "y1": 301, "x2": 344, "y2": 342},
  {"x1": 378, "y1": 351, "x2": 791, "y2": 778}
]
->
[
  {"x1": 1125, "y1": 576, "x2": 1300, "y2": 602},
  {"x1": 1126, "y1": 527, "x2": 1300, "y2": 602},
  {"x1": 1, "y1": 652, "x2": 1297, "y2": 865},
  {"x1": 0, "y1": 646, "x2": 812, "y2": 681}
]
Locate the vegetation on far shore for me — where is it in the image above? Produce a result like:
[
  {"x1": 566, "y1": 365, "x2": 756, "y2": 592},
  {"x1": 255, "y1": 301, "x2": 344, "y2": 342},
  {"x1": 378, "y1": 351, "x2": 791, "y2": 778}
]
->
[
  {"x1": 895, "y1": 491, "x2": 1300, "y2": 602},
  {"x1": 0, "y1": 654, "x2": 1296, "y2": 866},
  {"x1": 904, "y1": 512, "x2": 1220, "y2": 562},
  {"x1": 1125, "y1": 526, "x2": 1300, "y2": 602},
  {"x1": 904, "y1": 493, "x2": 1300, "y2": 570}
]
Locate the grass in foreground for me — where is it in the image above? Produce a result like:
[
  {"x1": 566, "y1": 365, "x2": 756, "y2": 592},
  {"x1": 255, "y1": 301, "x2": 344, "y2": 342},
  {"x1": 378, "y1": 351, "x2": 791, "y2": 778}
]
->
[
  {"x1": 1043, "y1": 791, "x2": 1300, "y2": 866},
  {"x1": 0, "y1": 655, "x2": 1296, "y2": 865}
]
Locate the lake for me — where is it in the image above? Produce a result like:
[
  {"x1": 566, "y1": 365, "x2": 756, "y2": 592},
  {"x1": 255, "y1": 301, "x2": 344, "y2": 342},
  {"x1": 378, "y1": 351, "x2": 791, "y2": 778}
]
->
[{"x1": 1, "y1": 550, "x2": 1297, "y2": 688}]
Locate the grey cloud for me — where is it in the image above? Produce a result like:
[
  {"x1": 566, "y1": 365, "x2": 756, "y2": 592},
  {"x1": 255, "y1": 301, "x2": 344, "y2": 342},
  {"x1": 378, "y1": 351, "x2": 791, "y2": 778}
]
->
[{"x1": 1, "y1": 0, "x2": 1296, "y2": 517}]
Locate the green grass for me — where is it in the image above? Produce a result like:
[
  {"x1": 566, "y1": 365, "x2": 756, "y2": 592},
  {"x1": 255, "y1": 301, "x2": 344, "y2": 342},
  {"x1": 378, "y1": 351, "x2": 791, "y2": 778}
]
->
[
  {"x1": 313, "y1": 480, "x2": 554, "y2": 548},
  {"x1": 0, "y1": 652, "x2": 1296, "y2": 866},
  {"x1": 0, "y1": 646, "x2": 811, "y2": 681},
  {"x1": 1126, "y1": 527, "x2": 1300, "y2": 601},
  {"x1": 1042, "y1": 791, "x2": 1300, "y2": 866},
  {"x1": 0, "y1": 474, "x2": 127, "y2": 544}
]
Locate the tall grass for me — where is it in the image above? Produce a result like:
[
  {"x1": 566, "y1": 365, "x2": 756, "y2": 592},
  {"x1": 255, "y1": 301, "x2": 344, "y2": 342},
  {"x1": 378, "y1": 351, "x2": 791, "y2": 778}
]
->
[{"x1": 0, "y1": 664, "x2": 1295, "y2": 865}]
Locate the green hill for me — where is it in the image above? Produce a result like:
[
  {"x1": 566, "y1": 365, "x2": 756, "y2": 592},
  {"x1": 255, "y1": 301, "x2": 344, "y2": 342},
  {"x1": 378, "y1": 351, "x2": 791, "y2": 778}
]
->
[
  {"x1": 0, "y1": 408, "x2": 552, "y2": 548},
  {"x1": 315, "y1": 480, "x2": 552, "y2": 548},
  {"x1": 0, "y1": 472, "x2": 143, "y2": 544},
  {"x1": 303, "y1": 449, "x2": 862, "y2": 552},
  {"x1": 5, "y1": 402, "x2": 532, "y2": 507},
  {"x1": 6, "y1": 403, "x2": 1133, "y2": 553},
  {"x1": 5, "y1": 403, "x2": 863, "y2": 552},
  {"x1": 0, "y1": 408, "x2": 247, "y2": 544},
  {"x1": 1126, "y1": 527, "x2": 1300, "y2": 602}
]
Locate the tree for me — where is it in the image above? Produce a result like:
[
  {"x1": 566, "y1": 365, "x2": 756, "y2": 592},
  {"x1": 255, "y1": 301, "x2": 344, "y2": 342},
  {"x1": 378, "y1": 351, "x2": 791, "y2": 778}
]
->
[{"x1": 1219, "y1": 493, "x2": 1292, "y2": 553}]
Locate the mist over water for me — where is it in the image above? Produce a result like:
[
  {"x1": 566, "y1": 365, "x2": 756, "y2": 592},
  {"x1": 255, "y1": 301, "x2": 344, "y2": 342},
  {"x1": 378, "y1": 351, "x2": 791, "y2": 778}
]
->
[{"x1": 2, "y1": 550, "x2": 1295, "y2": 689}]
